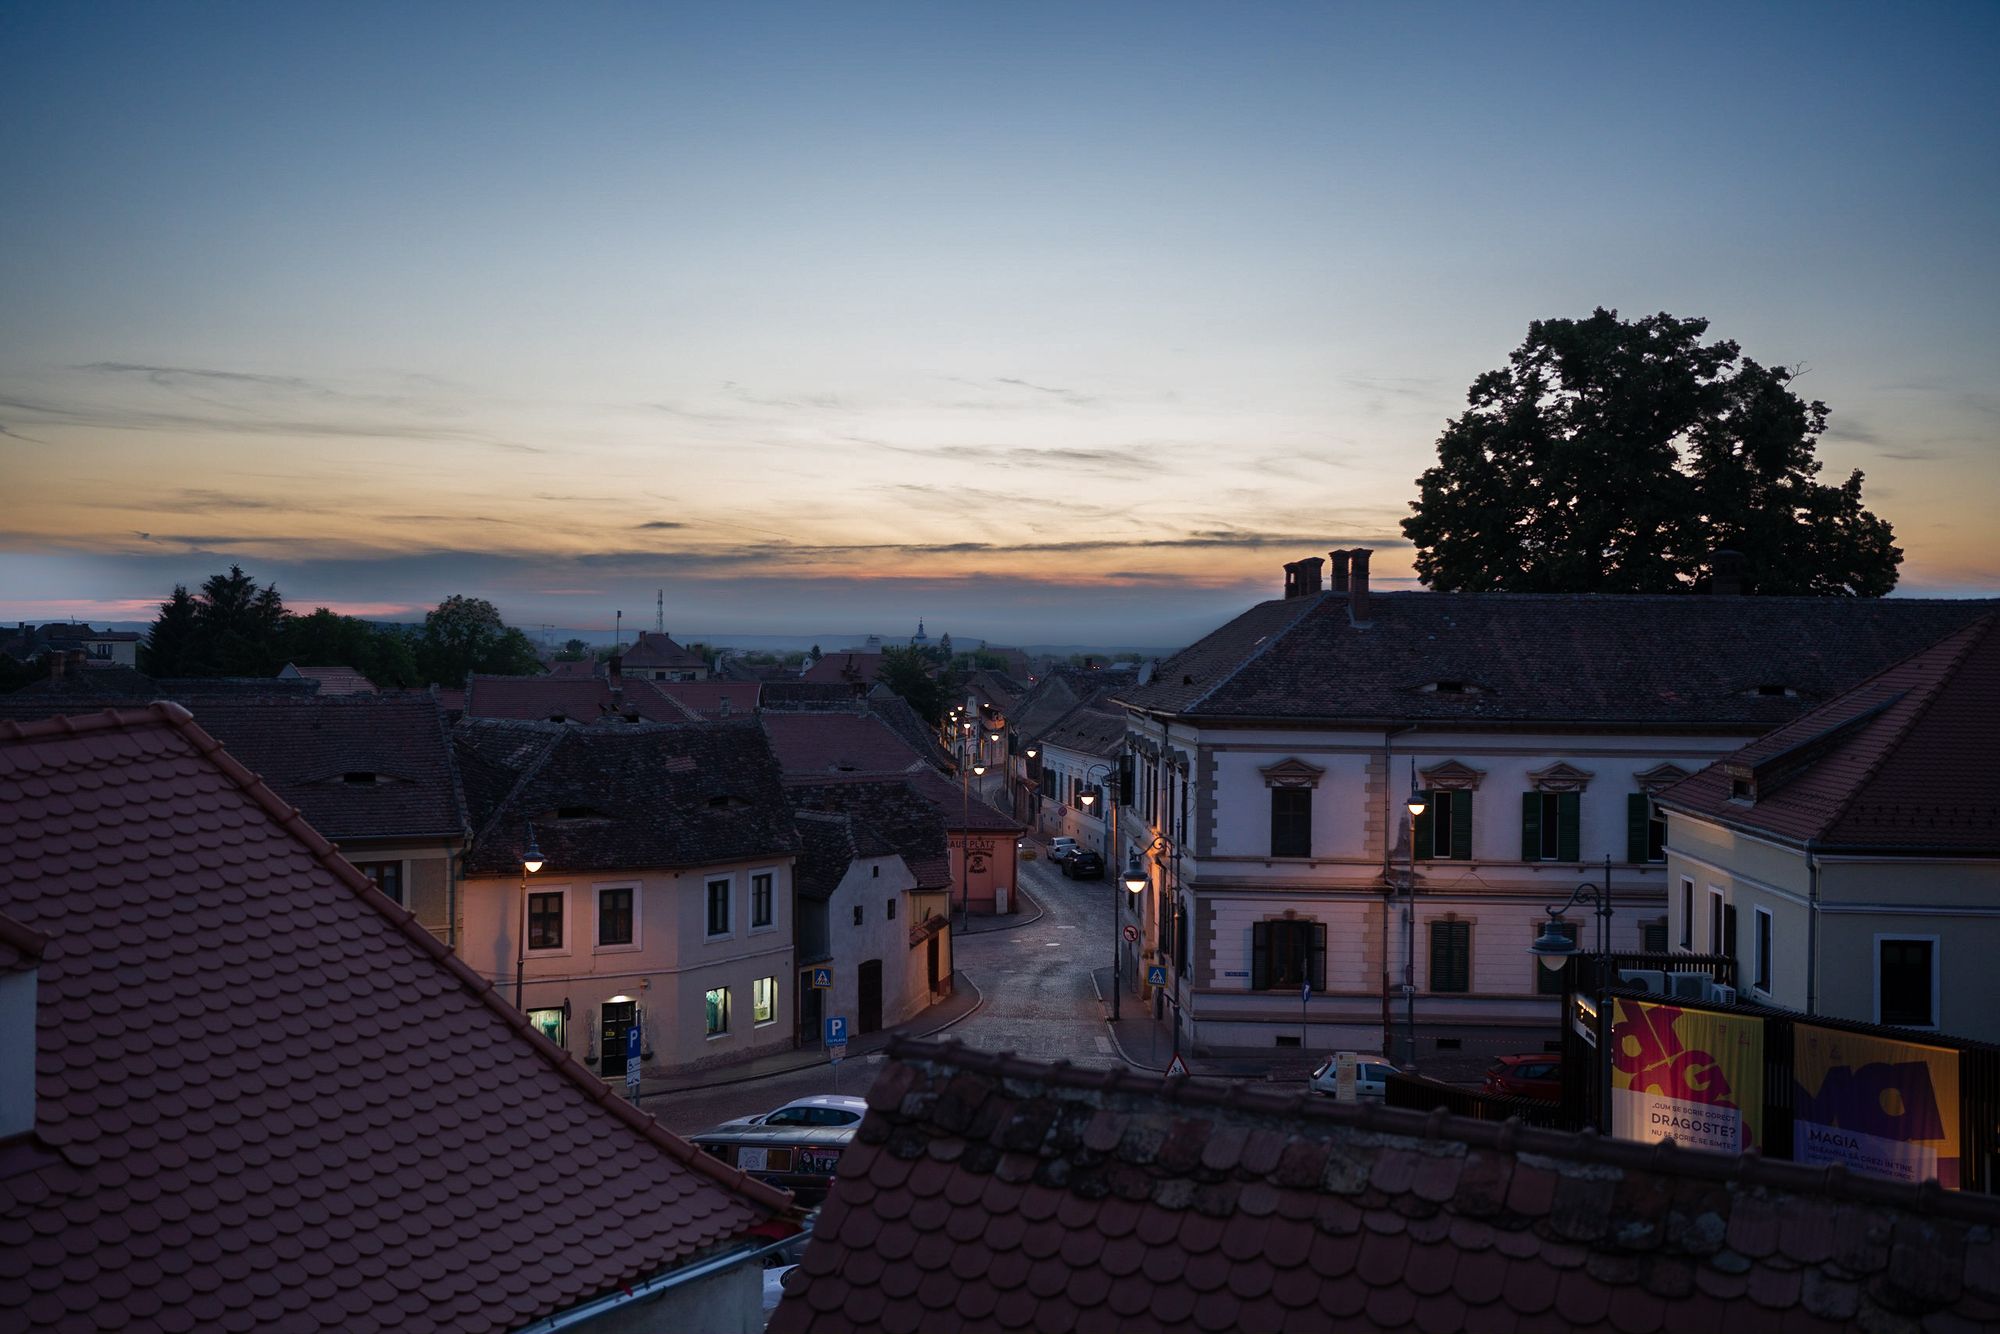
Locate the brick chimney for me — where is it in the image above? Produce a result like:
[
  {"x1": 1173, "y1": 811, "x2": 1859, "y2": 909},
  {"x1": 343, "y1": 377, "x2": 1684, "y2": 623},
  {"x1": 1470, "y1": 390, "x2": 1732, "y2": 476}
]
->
[
  {"x1": 1283, "y1": 557, "x2": 1324, "y2": 599},
  {"x1": 1329, "y1": 549, "x2": 1351, "y2": 593},
  {"x1": 607, "y1": 654, "x2": 622, "y2": 681},
  {"x1": 1348, "y1": 547, "x2": 1373, "y2": 622},
  {"x1": 1712, "y1": 549, "x2": 1746, "y2": 596}
]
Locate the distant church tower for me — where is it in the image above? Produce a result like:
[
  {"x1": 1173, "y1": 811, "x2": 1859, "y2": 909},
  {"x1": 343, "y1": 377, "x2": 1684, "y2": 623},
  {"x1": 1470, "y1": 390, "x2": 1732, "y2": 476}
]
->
[{"x1": 912, "y1": 618, "x2": 929, "y2": 647}]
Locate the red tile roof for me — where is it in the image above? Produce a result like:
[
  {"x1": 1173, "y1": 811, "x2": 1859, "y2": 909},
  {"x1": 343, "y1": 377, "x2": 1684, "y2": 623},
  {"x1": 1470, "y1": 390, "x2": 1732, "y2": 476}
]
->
[
  {"x1": 654, "y1": 679, "x2": 760, "y2": 718},
  {"x1": 772, "y1": 1039, "x2": 2000, "y2": 1334},
  {"x1": 545, "y1": 658, "x2": 600, "y2": 678},
  {"x1": 287, "y1": 664, "x2": 378, "y2": 694},
  {"x1": 0, "y1": 912, "x2": 45, "y2": 976},
  {"x1": 761, "y1": 711, "x2": 933, "y2": 779},
  {"x1": 463, "y1": 673, "x2": 694, "y2": 723},
  {"x1": 617, "y1": 631, "x2": 707, "y2": 670},
  {"x1": 1658, "y1": 615, "x2": 2000, "y2": 853},
  {"x1": 0, "y1": 704, "x2": 793, "y2": 1333}
]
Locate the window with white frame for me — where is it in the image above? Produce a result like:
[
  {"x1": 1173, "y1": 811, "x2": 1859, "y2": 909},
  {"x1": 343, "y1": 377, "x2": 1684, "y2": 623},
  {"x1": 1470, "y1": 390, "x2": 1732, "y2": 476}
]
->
[
  {"x1": 354, "y1": 860, "x2": 405, "y2": 906},
  {"x1": 597, "y1": 885, "x2": 635, "y2": 947},
  {"x1": 1707, "y1": 888, "x2": 1724, "y2": 955},
  {"x1": 706, "y1": 878, "x2": 731, "y2": 936},
  {"x1": 527, "y1": 887, "x2": 567, "y2": 951},
  {"x1": 1753, "y1": 907, "x2": 1772, "y2": 993},
  {"x1": 1877, "y1": 937, "x2": 1937, "y2": 1028},
  {"x1": 704, "y1": 986, "x2": 730, "y2": 1036},
  {"x1": 751, "y1": 872, "x2": 774, "y2": 929},
  {"x1": 753, "y1": 976, "x2": 775, "y2": 1026}
]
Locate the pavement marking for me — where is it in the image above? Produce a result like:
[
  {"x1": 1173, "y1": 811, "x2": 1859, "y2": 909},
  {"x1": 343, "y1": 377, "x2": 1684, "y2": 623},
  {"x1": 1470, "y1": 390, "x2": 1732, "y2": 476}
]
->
[{"x1": 1095, "y1": 1037, "x2": 1113, "y2": 1054}]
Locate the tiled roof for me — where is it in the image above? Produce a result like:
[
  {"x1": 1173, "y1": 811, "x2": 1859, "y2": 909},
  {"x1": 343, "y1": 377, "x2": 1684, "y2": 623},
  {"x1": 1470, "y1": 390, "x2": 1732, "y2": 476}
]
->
[
  {"x1": 617, "y1": 631, "x2": 708, "y2": 670},
  {"x1": 789, "y1": 780, "x2": 954, "y2": 892},
  {"x1": 454, "y1": 717, "x2": 801, "y2": 876},
  {"x1": 791, "y1": 810, "x2": 901, "y2": 902},
  {"x1": 0, "y1": 694, "x2": 466, "y2": 843},
  {"x1": 762, "y1": 711, "x2": 932, "y2": 779},
  {"x1": 0, "y1": 911, "x2": 45, "y2": 976},
  {"x1": 1117, "y1": 591, "x2": 1999, "y2": 724},
  {"x1": 462, "y1": 674, "x2": 694, "y2": 723},
  {"x1": 802, "y1": 652, "x2": 886, "y2": 686},
  {"x1": 1011, "y1": 668, "x2": 1137, "y2": 744},
  {"x1": 764, "y1": 681, "x2": 873, "y2": 707},
  {"x1": 902, "y1": 767, "x2": 1025, "y2": 833},
  {"x1": 285, "y1": 664, "x2": 378, "y2": 695},
  {"x1": 8, "y1": 667, "x2": 320, "y2": 699},
  {"x1": 0, "y1": 705, "x2": 791, "y2": 1334},
  {"x1": 1657, "y1": 615, "x2": 2000, "y2": 853},
  {"x1": 772, "y1": 1039, "x2": 2000, "y2": 1334},
  {"x1": 544, "y1": 658, "x2": 600, "y2": 678},
  {"x1": 1037, "y1": 703, "x2": 1128, "y2": 760},
  {"x1": 654, "y1": 679, "x2": 760, "y2": 719}
]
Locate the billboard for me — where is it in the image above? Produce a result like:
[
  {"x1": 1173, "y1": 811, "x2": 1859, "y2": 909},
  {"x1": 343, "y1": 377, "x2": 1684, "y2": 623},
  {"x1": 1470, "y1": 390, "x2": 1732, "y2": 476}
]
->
[
  {"x1": 1793, "y1": 1025, "x2": 1960, "y2": 1188},
  {"x1": 1610, "y1": 999, "x2": 1763, "y2": 1152}
]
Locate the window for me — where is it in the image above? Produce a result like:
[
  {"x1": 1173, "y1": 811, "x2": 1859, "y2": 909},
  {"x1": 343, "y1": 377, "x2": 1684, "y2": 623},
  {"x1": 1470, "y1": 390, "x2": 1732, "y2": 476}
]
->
[
  {"x1": 1429, "y1": 919, "x2": 1471, "y2": 993},
  {"x1": 1679, "y1": 879, "x2": 1694, "y2": 948},
  {"x1": 1642, "y1": 919, "x2": 1669, "y2": 954},
  {"x1": 1708, "y1": 889, "x2": 1725, "y2": 955},
  {"x1": 706, "y1": 879, "x2": 731, "y2": 936},
  {"x1": 1534, "y1": 921, "x2": 1578, "y2": 995},
  {"x1": 1878, "y1": 938, "x2": 1935, "y2": 1027},
  {"x1": 1414, "y1": 790, "x2": 1472, "y2": 859},
  {"x1": 853, "y1": 905, "x2": 864, "y2": 926},
  {"x1": 1270, "y1": 788, "x2": 1312, "y2": 857},
  {"x1": 751, "y1": 872, "x2": 774, "y2": 928},
  {"x1": 1521, "y1": 792, "x2": 1580, "y2": 862},
  {"x1": 1753, "y1": 907, "x2": 1772, "y2": 993},
  {"x1": 753, "y1": 977, "x2": 775, "y2": 1026},
  {"x1": 1251, "y1": 919, "x2": 1326, "y2": 991},
  {"x1": 705, "y1": 987, "x2": 730, "y2": 1036},
  {"x1": 1628, "y1": 794, "x2": 1665, "y2": 863},
  {"x1": 528, "y1": 891, "x2": 564, "y2": 950},
  {"x1": 527, "y1": 1007, "x2": 565, "y2": 1047},
  {"x1": 886, "y1": 899, "x2": 896, "y2": 921},
  {"x1": 598, "y1": 886, "x2": 634, "y2": 946},
  {"x1": 355, "y1": 861, "x2": 404, "y2": 906}
]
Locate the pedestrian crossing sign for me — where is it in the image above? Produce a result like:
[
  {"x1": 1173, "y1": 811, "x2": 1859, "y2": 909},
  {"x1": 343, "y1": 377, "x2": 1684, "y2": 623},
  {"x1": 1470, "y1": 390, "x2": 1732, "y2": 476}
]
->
[
  {"x1": 811, "y1": 967, "x2": 833, "y2": 989},
  {"x1": 1165, "y1": 1053, "x2": 1189, "y2": 1079},
  {"x1": 1147, "y1": 965, "x2": 1167, "y2": 986}
]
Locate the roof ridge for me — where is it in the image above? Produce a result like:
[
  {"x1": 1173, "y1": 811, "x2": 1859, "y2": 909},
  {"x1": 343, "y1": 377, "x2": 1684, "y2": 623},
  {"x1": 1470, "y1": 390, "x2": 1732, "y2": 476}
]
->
[
  {"x1": 6, "y1": 702, "x2": 797, "y2": 1216},
  {"x1": 1183, "y1": 591, "x2": 1333, "y2": 713},
  {"x1": 1813, "y1": 613, "x2": 1999, "y2": 839}
]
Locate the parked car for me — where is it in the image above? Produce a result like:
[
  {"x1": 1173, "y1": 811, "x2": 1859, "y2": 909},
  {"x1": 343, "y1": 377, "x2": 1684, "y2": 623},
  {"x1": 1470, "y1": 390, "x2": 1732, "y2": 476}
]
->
[
  {"x1": 1047, "y1": 837, "x2": 1080, "y2": 865},
  {"x1": 1309, "y1": 1054, "x2": 1397, "y2": 1100},
  {"x1": 692, "y1": 1124, "x2": 855, "y2": 1201},
  {"x1": 714, "y1": 1094, "x2": 868, "y2": 1130},
  {"x1": 1063, "y1": 850, "x2": 1105, "y2": 879},
  {"x1": 1481, "y1": 1054, "x2": 1564, "y2": 1102}
]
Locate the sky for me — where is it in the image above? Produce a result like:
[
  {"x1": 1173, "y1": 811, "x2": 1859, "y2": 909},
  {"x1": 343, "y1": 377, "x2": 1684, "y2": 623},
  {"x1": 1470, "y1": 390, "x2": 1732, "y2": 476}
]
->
[{"x1": 3, "y1": 3, "x2": 1997, "y2": 649}]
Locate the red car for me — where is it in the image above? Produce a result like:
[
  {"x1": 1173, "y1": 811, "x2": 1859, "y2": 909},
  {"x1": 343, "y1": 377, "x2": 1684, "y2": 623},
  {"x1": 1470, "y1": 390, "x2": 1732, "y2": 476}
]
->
[{"x1": 1481, "y1": 1054, "x2": 1563, "y2": 1102}]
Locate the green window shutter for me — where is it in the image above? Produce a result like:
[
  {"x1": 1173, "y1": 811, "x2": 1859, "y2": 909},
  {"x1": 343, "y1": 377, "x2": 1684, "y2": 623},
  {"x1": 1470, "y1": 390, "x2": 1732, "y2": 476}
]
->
[
  {"x1": 1430, "y1": 921, "x2": 1470, "y2": 992},
  {"x1": 1626, "y1": 793, "x2": 1650, "y2": 863},
  {"x1": 1310, "y1": 922, "x2": 1327, "y2": 992},
  {"x1": 1412, "y1": 793, "x2": 1433, "y2": 860},
  {"x1": 1557, "y1": 792, "x2": 1581, "y2": 863},
  {"x1": 1521, "y1": 792, "x2": 1541, "y2": 861},
  {"x1": 1251, "y1": 921, "x2": 1270, "y2": 990},
  {"x1": 1450, "y1": 790, "x2": 1473, "y2": 860}
]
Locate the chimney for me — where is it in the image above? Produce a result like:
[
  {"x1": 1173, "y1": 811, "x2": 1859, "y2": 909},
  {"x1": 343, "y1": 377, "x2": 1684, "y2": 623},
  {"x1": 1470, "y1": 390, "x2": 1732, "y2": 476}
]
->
[
  {"x1": 1329, "y1": 549, "x2": 1351, "y2": 593},
  {"x1": 48, "y1": 651, "x2": 64, "y2": 684},
  {"x1": 1290, "y1": 556, "x2": 1323, "y2": 598},
  {"x1": 1283, "y1": 561, "x2": 1301, "y2": 599},
  {"x1": 1348, "y1": 547, "x2": 1373, "y2": 622},
  {"x1": 1712, "y1": 549, "x2": 1745, "y2": 596},
  {"x1": 608, "y1": 654, "x2": 622, "y2": 681},
  {"x1": 719, "y1": 693, "x2": 732, "y2": 717}
]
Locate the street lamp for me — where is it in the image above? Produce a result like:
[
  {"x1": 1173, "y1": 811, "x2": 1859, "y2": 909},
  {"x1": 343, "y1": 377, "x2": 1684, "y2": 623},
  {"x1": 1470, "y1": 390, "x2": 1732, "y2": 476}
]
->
[
  {"x1": 1080, "y1": 759, "x2": 1139, "y2": 1020},
  {"x1": 1401, "y1": 764, "x2": 1425, "y2": 1067},
  {"x1": 515, "y1": 822, "x2": 544, "y2": 1009},
  {"x1": 1529, "y1": 855, "x2": 1615, "y2": 1131},
  {"x1": 958, "y1": 758, "x2": 986, "y2": 929}
]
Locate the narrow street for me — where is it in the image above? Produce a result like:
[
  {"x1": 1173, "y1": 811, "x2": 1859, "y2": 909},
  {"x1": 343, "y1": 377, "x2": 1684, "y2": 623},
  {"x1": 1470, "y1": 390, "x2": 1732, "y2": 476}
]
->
[{"x1": 652, "y1": 844, "x2": 1118, "y2": 1136}]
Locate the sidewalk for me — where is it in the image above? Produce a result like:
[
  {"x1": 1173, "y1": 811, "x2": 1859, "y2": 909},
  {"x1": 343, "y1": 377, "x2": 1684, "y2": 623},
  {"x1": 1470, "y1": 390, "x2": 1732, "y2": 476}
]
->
[
  {"x1": 634, "y1": 971, "x2": 985, "y2": 1100},
  {"x1": 953, "y1": 884, "x2": 1043, "y2": 935}
]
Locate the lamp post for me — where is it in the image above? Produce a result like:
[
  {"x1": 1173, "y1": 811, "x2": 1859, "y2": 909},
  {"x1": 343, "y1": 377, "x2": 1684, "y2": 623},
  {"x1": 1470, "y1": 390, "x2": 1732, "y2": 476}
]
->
[
  {"x1": 1080, "y1": 760, "x2": 1145, "y2": 1021},
  {"x1": 1529, "y1": 854, "x2": 1616, "y2": 1132},
  {"x1": 958, "y1": 740, "x2": 985, "y2": 930},
  {"x1": 1402, "y1": 764, "x2": 1425, "y2": 1068},
  {"x1": 514, "y1": 822, "x2": 544, "y2": 1010}
]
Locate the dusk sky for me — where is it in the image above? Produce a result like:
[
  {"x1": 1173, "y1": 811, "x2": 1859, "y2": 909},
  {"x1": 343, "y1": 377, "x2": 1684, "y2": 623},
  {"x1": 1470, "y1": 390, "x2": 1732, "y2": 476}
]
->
[{"x1": 4, "y1": 3, "x2": 1997, "y2": 648}]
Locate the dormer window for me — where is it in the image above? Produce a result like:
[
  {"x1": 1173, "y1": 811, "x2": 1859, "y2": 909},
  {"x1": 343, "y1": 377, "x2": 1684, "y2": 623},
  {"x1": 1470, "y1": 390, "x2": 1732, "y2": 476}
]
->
[
  {"x1": 341, "y1": 771, "x2": 379, "y2": 785},
  {"x1": 1748, "y1": 684, "x2": 1798, "y2": 698},
  {"x1": 550, "y1": 804, "x2": 606, "y2": 821},
  {"x1": 1730, "y1": 778, "x2": 1753, "y2": 802},
  {"x1": 1416, "y1": 680, "x2": 1487, "y2": 696}
]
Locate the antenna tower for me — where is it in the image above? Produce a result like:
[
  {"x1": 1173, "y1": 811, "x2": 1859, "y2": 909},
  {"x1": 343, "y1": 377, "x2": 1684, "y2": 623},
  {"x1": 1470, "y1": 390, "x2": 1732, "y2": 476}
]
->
[{"x1": 656, "y1": 589, "x2": 664, "y2": 635}]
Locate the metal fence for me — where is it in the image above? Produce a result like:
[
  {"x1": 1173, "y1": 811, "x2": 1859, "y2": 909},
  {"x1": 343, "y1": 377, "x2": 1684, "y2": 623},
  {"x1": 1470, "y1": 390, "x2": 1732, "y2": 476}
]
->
[{"x1": 1382, "y1": 1070, "x2": 1569, "y2": 1128}]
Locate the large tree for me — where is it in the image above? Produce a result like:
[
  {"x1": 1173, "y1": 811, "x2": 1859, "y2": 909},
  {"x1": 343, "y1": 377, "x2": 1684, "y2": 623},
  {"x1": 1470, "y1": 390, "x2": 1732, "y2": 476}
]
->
[
  {"x1": 1401, "y1": 309, "x2": 1901, "y2": 596},
  {"x1": 417, "y1": 594, "x2": 542, "y2": 683}
]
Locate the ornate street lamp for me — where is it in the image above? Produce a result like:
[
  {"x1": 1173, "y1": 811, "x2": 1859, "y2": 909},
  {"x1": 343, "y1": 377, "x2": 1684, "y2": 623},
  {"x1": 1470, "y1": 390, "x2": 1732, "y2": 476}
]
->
[
  {"x1": 515, "y1": 822, "x2": 544, "y2": 1009},
  {"x1": 1529, "y1": 856, "x2": 1615, "y2": 1131},
  {"x1": 1401, "y1": 764, "x2": 1425, "y2": 1067}
]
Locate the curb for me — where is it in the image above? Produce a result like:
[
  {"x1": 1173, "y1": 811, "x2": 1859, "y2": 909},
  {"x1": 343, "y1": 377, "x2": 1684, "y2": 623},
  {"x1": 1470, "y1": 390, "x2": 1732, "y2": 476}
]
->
[
  {"x1": 956, "y1": 885, "x2": 1045, "y2": 936},
  {"x1": 638, "y1": 973, "x2": 986, "y2": 1100}
]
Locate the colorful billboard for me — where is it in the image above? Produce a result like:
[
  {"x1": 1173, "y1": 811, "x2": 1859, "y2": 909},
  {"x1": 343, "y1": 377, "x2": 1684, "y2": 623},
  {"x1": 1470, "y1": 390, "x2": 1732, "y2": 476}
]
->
[
  {"x1": 1610, "y1": 1000, "x2": 1763, "y2": 1151},
  {"x1": 1793, "y1": 1025, "x2": 1960, "y2": 1188}
]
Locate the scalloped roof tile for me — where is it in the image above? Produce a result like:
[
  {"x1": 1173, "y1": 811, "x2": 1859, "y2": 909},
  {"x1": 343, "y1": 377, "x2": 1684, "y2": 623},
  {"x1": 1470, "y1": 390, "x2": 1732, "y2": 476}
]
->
[{"x1": 0, "y1": 704, "x2": 793, "y2": 1332}]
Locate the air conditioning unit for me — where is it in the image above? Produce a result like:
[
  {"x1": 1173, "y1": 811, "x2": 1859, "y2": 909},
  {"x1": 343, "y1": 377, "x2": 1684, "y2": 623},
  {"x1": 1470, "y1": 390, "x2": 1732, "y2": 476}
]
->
[
  {"x1": 1708, "y1": 982, "x2": 1737, "y2": 1005},
  {"x1": 1667, "y1": 972, "x2": 1709, "y2": 1001},
  {"x1": 1616, "y1": 969, "x2": 1666, "y2": 994}
]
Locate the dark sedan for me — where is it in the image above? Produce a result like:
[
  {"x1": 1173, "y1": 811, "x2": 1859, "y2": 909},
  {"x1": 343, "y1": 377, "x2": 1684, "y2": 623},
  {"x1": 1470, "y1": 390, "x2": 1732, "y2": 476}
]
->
[{"x1": 1063, "y1": 850, "x2": 1105, "y2": 879}]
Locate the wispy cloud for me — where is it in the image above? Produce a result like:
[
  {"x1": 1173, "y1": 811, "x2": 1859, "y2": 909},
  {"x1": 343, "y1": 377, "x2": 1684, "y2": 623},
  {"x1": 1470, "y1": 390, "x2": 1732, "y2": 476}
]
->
[
  {"x1": 995, "y1": 376, "x2": 1095, "y2": 406},
  {"x1": 634, "y1": 520, "x2": 688, "y2": 530}
]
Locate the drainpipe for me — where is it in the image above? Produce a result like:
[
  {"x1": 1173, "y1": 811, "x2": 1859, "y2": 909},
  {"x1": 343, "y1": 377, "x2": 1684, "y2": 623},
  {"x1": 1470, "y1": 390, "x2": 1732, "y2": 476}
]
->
[
  {"x1": 1805, "y1": 837, "x2": 1820, "y2": 1016},
  {"x1": 1381, "y1": 726, "x2": 1416, "y2": 1059}
]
